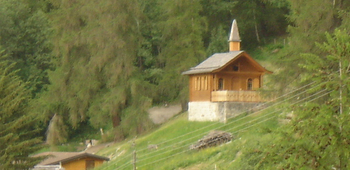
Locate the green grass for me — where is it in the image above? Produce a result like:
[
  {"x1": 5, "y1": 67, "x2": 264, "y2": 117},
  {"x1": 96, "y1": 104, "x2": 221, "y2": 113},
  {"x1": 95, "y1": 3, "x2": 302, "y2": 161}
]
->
[
  {"x1": 95, "y1": 107, "x2": 281, "y2": 170},
  {"x1": 34, "y1": 141, "x2": 86, "y2": 155}
]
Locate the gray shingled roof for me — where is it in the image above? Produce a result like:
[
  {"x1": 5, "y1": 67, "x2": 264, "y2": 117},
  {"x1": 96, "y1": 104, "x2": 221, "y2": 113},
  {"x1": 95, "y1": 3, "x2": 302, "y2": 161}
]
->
[
  {"x1": 34, "y1": 152, "x2": 109, "y2": 165},
  {"x1": 182, "y1": 51, "x2": 243, "y2": 75}
]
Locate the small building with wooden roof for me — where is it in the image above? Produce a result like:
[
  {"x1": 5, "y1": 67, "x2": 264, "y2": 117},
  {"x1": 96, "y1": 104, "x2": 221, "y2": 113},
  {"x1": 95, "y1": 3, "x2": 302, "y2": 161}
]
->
[
  {"x1": 32, "y1": 152, "x2": 109, "y2": 170},
  {"x1": 182, "y1": 20, "x2": 271, "y2": 122}
]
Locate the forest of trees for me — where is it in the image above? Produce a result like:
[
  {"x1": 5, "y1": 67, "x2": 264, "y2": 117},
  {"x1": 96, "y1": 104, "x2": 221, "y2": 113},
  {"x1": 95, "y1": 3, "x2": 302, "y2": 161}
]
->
[{"x1": 1, "y1": 0, "x2": 350, "y2": 168}]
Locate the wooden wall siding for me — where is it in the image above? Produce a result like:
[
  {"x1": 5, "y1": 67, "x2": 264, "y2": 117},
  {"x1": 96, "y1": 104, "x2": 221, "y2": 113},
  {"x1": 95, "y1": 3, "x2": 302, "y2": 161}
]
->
[
  {"x1": 63, "y1": 159, "x2": 85, "y2": 170},
  {"x1": 212, "y1": 56, "x2": 263, "y2": 91},
  {"x1": 229, "y1": 41, "x2": 240, "y2": 51},
  {"x1": 94, "y1": 159, "x2": 104, "y2": 168},
  {"x1": 189, "y1": 73, "x2": 261, "y2": 102},
  {"x1": 189, "y1": 74, "x2": 213, "y2": 101},
  {"x1": 62, "y1": 158, "x2": 105, "y2": 170},
  {"x1": 211, "y1": 90, "x2": 262, "y2": 102},
  {"x1": 214, "y1": 73, "x2": 260, "y2": 91},
  {"x1": 188, "y1": 54, "x2": 268, "y2": 102},
  {"x1": 221, "y1": 56, "x2": 261, "y2": 73}
]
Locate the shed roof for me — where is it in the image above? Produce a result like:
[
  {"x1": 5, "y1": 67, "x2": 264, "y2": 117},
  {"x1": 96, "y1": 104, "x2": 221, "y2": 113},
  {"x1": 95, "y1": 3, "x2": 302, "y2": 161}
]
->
[
  {"x1": 182, "y1": 51, "x2": 271, "y2": 75},
  {"x1": 34, "y1": 152, "x2": 109, "y2": 165}
]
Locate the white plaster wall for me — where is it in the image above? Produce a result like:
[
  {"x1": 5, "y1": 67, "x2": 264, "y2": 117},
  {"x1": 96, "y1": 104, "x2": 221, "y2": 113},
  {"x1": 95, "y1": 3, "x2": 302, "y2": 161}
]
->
[{"x1": 188, "y1": 102, "x2": 219, "y2": 121}]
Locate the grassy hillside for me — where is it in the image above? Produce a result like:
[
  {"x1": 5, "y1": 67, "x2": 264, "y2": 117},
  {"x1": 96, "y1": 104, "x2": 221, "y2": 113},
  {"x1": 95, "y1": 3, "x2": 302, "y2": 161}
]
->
[
  {"x1": 92, "y1": 41, "x2": 286, "y2": 169},
  {"x1": 95, "y1": 105, "x2": 280, "y2": 170}
]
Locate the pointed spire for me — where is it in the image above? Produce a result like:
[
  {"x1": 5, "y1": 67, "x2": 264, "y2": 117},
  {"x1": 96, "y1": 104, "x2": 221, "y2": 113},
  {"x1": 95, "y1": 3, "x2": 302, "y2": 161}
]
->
[
  {"x1": 229, "y1": 19, "x2": 240, "y2": 41},
  {"x1": 229, "y1": 19, "x2": 241, "y2": 51}
]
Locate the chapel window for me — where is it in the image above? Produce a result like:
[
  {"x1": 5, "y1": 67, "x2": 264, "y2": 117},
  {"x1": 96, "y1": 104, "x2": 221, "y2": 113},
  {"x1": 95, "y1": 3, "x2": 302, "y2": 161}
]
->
[
  {"x1": 218, "y1": 78, "x2": 224, "y2": 90},
  {"x1": 247, "y1": 78, "x2": 253, "y2": 90},
  {"x1": 233, "y1": 65, "x2": 239, "y2": 71},
  {"x1": 195, "y1": 77, "x2": 201, "y2": 90}
]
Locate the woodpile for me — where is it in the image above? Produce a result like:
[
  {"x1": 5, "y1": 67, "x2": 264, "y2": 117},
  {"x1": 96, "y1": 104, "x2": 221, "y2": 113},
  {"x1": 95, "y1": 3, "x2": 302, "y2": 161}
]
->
[
  {"x1": 190, "y1": 130, "x2": 233, "y2": 150},
  {"x1": 148, "y1": 144, "x2": 158, "y2": 150}
]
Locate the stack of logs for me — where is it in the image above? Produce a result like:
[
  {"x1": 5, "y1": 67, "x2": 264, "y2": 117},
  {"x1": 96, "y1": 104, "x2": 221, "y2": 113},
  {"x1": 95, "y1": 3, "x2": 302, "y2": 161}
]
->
[{"x1": 190, "y1": 130, "x2": 233, "y2": 150}]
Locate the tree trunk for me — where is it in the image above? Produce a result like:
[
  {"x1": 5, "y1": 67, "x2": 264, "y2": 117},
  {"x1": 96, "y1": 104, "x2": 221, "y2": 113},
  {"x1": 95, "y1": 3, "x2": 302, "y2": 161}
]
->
[
  {"x1": 253, "y1": 9, "x2": 260, "y2": 43},
  {"x1": 111, "y1": 106, "x2": 121, "y2": 127}
]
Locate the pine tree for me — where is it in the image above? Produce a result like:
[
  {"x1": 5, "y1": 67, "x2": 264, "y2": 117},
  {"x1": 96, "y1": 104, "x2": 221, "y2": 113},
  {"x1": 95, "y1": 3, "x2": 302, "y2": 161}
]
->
[
  {"x1": 269, "y1": 0, "x2": 350, "y2": 94},
  {"x1": 0, "y1": 0, "x2": 53, "y2": 96},
  {"x1": 231, "y1": 0, "x2": 288, "y2": 48},
  {"x1": 258, "y1": 29, "x2": 350, "y2": 169},
  {"x1": 0, "y1": 53, "x2": 43, "y2": 169},
  {"x1": 36, "y1": 0, "x2": 155, "y2": 144},
  {"x1": 206, "y1": 25, "x2": 228, "y2": 55},
  {"x1": 155, "y1": 0, "x2": 206, "y2": 104}
]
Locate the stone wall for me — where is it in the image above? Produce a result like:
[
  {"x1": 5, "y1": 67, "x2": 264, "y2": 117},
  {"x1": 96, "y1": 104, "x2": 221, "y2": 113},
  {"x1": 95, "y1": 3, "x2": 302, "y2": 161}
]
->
[
  {"x1": 188, "y1": 102, "x2": 219, "y2": 121},
  {"x1": 188, "y1": 101, "x2": 265, "y2": 123}
]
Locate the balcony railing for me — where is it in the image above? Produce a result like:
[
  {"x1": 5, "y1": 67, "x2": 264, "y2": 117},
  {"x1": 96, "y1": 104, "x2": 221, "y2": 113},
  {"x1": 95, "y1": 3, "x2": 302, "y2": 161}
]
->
[{"x1": 211, "y1": 90, "x2": 262, "y2": 102}]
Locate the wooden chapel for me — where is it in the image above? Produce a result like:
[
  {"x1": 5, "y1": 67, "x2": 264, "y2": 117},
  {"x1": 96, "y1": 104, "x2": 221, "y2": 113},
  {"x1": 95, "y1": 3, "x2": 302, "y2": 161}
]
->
[{"x1": 182, "y1": 19, "x2": 271, "y2": 122}]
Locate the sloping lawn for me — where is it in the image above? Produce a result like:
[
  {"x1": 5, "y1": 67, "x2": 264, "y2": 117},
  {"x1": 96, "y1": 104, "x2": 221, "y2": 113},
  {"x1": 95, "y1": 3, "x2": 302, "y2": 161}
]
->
[{"x1": 96, "y1": 109, "x2": 279, "y2": 170}]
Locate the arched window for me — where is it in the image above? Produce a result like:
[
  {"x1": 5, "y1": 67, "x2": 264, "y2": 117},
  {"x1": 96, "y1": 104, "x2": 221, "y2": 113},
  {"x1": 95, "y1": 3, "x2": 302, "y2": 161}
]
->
[
  {"x1": 218, "y1": 78, "x2": 224, "y2": 90},
  {"x1": 247, "y1": 78, "x2": 253, "y2": 90}
]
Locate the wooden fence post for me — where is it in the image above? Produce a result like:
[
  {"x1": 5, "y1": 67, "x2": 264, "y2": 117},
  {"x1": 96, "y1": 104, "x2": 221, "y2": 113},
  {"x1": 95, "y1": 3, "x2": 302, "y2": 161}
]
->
[{"x1": 132, "y1": 136, "x2": 137, "y2": 170}]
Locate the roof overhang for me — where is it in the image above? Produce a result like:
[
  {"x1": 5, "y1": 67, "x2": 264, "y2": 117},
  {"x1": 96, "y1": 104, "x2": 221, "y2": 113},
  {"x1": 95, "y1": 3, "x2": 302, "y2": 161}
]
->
[
  {"x1": 34, "y1": 152, "x2": 110, "y2": 166},
  {"x1": 182, "y1": 51, "x2": 272, "y2": 75}
]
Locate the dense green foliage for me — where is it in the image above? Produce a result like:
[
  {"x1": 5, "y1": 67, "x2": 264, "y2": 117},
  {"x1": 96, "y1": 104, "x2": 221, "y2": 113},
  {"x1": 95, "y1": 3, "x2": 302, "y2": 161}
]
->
[
  {"x1": 3, "y1": 0, "x2": 350, "y2": 168},
  {"x1": 95, "y1": 28, "x2": 350, "y2": 169},
  {"x1": 0, "y1": 0, "x2": 53, "y2": 95},
  {"x1": 241, "y1": 0, "x2": 350, "y2": 168},
  {"x1": 255, "y1": 29, "x2": 350, "y2": 170},
  {"x1": 26, "y1": 0, "x2": 290, "y2": 144},
  {"x1": 269, "y1": 0, "x2": 350, "y2": 92},
  {"x1": 0, "y1": 54, "x2": 42, "y2": 169}
]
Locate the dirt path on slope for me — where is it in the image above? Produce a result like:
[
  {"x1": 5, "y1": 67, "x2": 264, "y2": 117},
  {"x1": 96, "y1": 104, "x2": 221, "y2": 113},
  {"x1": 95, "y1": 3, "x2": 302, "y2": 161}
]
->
[
  {"x1": 82, "y1": 104, "x2": 182, "y2": 155},
  {"x1": 148, "y1": 104, "x2": 182, "y2": 124},
  {"x1": 84, "y1": 142, "x2": 114, "y2": 154}
]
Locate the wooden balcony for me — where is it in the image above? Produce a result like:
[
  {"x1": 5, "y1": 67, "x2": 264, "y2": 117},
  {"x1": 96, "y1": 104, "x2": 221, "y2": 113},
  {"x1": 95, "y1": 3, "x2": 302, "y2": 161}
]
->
[{"x1": 211, "y1": 90, "x2": 262, "y2": 102}]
